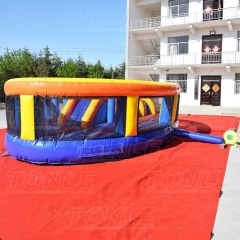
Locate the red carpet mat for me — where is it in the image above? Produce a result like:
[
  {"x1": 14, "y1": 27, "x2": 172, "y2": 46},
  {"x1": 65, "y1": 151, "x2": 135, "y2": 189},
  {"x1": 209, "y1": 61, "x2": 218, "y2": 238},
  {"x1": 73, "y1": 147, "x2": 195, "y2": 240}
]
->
[{"x1": 0, "y1": 115, "x2": 239, "y2": 240}]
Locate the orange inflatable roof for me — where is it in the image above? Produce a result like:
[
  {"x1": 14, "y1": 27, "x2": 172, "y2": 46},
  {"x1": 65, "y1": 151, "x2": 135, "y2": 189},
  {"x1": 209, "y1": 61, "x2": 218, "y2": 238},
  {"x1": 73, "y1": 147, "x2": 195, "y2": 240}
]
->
[{"x1": 4, "y1": 78, "x2": 181, "y2": 97}]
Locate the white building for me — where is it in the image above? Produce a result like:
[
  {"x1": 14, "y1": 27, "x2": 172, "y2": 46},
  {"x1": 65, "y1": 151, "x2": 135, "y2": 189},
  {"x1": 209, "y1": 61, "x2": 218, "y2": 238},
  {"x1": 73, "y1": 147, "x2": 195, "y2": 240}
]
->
[{"x1": 126, "y1": 0, "x2": 240, "y2": 107}]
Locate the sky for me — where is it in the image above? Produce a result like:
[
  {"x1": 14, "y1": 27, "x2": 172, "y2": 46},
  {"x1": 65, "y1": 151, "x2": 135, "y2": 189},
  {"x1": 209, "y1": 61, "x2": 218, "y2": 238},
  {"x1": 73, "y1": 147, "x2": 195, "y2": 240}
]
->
[{"x1": 0, "y1": 0, "x2": 127, "y2": 68}]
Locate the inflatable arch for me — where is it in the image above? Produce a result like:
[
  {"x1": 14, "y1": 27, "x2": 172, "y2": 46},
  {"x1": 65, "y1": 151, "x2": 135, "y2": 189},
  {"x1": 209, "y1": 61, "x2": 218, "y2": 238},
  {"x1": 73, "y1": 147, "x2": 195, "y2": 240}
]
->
[{"x1": 4, "y1": 78, "x2": 181, "y2": 164}]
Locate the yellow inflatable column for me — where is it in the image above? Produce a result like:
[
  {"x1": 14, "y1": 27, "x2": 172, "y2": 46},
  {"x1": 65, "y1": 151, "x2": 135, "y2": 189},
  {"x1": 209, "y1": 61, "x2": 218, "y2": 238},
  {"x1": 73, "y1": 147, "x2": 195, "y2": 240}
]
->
[
  {"x1": 125, "y1": 96, "x2": 139, "y2": 137},
  {"x1": 20, "y1": 95, "x2": 35, "y2": 140},
  {"x1": 171, "y1": 95, "x2": 178, "y2": 125}
]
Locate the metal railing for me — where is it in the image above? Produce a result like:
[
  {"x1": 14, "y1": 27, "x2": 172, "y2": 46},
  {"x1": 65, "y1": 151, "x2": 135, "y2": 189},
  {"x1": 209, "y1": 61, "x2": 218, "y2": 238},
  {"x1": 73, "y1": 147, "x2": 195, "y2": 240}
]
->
[
  {"x1": 128, "y1": 52, "x2": 240, "y2": 66},
  {"x1": 129, "y1": 16, "x2": 161, "y2": 29},
  {"x1": 203, "y1": 8, "x2": 223, "y2": 21},
  {"x1": 202, "y1": 52, "x2": 222, "y2": 64},
  {"x1": 160, "y1": 12, "x2": 198, "y2": 27},
  {"x1": 129, "y1": 6, "x2": 240, "y2": 30},
  {"x1": 128, "y1": 55, "x2": 160, "y2": 66},
  {"x1": 150, "y1": 74, "x2": 159, "y2": 82},
  {"x1": 150, "y1": 39, "x2": 160, "y2": 55}
]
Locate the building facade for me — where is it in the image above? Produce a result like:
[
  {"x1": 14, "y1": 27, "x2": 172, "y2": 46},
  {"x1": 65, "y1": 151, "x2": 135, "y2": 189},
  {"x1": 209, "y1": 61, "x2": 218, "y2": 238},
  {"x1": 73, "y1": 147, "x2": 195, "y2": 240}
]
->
[{"x1": 126, "y1": 0, "x2": 240, "y2": 107}]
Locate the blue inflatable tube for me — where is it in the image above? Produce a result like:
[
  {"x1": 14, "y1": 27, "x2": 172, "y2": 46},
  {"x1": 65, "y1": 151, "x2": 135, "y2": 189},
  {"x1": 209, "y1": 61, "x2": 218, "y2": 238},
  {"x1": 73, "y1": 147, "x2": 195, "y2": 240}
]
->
[
  {"x1": 174, "y1": 129, "x2": 224, "y2": 144},
  {"x1": 5, "y1": 126, "x2": 175, "y2": 164}
]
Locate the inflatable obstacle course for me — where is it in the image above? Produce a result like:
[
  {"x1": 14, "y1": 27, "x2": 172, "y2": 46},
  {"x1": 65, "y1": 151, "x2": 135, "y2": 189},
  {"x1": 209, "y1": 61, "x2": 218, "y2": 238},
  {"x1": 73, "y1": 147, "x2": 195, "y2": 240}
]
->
[{"x1": 4, "y1": 78, "x2": 181, "y2": 164}]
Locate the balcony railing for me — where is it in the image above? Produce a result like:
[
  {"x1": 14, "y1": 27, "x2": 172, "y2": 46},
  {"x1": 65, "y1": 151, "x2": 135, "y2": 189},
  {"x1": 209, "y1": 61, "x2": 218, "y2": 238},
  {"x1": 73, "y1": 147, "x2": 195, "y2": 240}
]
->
[
  {"x1": 161, "y1": 12, "x2": 198, "y2": 27},
  {"x1": 202, "y1": 52, "x2": 222, "y2": 64},
  {"x1": 128, "y1": 52, "x2": 240, "y2": 66},
  {"x1": 128, "y1": 55, "x2": 160, "y2": 66},
  {"x1": 203, "y1": 8, "x2": 223, "y2": 21},
  {"x1": 129, "y1": 6, "x2": 240, "y2": 30},
  {"x1": 130, "y1": 17, "x2": 161, "y2": 29}
]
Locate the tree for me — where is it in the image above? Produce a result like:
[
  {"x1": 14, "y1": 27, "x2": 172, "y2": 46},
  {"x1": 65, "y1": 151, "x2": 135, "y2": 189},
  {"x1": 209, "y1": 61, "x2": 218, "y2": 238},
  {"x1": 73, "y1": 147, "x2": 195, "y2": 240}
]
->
[
  {"x1": 34, "y1": 46, "x2": 61, "y2": 77},
  {"x1": 0, "y1": 48, "x2": 35, "y2": 101},
  {"x1": 103, "y1": 66, "x2": 113, "y2": 79},
  {"x1": 0, "y1": 47, "x2": 124, "y2": 101},
  {"x1": 75, "y1": 56, "x2": 88, "y2": 78},
  {"x1": 56, "y1": 59, "x2": 78, "y2": 77},
  {"x1": 0, "y1": 49, "x2": 34, "y2": 79},
  {"x1": 34, "y1": 49, "x2": 50, "y2": 77},
  {"x1": 103, "y1": 62, "x2": 125, "y2": 79},
  {"x1": 34, "y1": 58, "x2": 50, "y2": 77},
  {"x1": 51, "y1": 53, "x2": 62, "y2": 77},
  {"x1": 88, "y1": 60, "x2": 104, "y2": 78},
  {"x1": 18, "y1": 48, "x2": 35, "y2": 77},
  {"x1": 114, "y1": 62, "x2": 125, "y2": 79}
]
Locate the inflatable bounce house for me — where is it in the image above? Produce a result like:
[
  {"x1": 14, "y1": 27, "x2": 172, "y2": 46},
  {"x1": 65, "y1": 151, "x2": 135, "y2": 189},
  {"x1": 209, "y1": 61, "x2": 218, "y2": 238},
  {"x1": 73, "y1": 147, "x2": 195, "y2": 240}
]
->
[{"x1": 4, "y1": 78, "x2": 225, "y2": 164}]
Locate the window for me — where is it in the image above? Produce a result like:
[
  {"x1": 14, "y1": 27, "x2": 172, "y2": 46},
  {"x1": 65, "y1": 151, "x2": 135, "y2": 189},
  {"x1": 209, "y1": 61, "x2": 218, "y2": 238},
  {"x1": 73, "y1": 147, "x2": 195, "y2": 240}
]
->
[
  {"x1": 138, "y1": 96, "x2": 179, "y2": 135},
  {"x1": 168, "y1": 36, "x2": 189, "y2": 55},
  {"x1": 138, "y1": 97, "x2": 166, "y2": 135},
  {"x1": 169, "y1": 0, "x2": 189, "y2": 17},
  {"x1": 6, "y1": 96, "x2": 128, "y2": 141},
  {"x1": 203, "y1": 0, "x2": 223, "y2": 21},
  {"x1": 235, "y1": 73, "x2": 240, "y2": 94},
  {"x1": 6, "y1": 96, "x2": 21, "y2": 137},
  {"x1": 166, "y1": 74, "x2": 187, "y2": 93},
  {"x1": 238, "y1": 31, "x2": 240, "y2": 51}
]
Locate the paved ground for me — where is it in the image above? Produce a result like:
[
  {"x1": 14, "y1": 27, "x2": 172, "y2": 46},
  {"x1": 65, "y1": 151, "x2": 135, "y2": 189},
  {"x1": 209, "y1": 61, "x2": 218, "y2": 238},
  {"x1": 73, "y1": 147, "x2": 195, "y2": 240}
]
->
[
  {"x1": 212, "y1": 125, "x2": 240, "y2": 240},
  {"x1": 179, "y1": 105, "x2": 240, "y2": 116},
  {"x1": 0, "y1": 109, "x2": 6, "y2": 129},
  {"x1": 181, "y1": 106, "x2": 240, "y2": 239}
]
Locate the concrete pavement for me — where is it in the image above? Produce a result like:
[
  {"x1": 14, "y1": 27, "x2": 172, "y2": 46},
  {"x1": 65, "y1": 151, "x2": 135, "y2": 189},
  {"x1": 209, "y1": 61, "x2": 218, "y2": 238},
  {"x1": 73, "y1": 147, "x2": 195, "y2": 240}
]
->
[
  {"x1": 180, "y1": 105, "x2": 240, "y2": 240},
  {"x1": 179, "y1": 105, "x2": 240, "y2": 116},
  {"x1": 212, "y1": 124, "x2": 240, "y2": 240},
  {"x1": 0, "y1": 109, "x2": 6, "y2": 129}
]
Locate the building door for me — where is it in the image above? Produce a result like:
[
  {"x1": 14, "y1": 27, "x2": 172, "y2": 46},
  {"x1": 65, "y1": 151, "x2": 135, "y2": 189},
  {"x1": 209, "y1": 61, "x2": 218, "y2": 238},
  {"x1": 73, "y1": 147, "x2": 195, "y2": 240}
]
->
[
  {"x1": 201, "y1": 76, "x2": 221, "y2": 106},
  {"x1": 202, "y1": 35, "x2": 222, "y2": 64}
]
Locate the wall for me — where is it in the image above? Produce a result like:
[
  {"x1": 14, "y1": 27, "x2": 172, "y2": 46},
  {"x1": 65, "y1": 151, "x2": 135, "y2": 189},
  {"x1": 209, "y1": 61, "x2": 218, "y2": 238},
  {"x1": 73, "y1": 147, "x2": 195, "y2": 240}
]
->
[
  {"x1": 129, "y1": 37, "x2": 147, "y2": 56},
  {"x1": 129, "y1": 0, "x2": 159, "y2": 20},
  {"x1": 223, "y1": 0, "x2": 239, "y2": 8},
  {"x1": 160, "y1": 25, "x2": 240, "y2": 57},
  {"x1": 128, "y1": 0, "x2": 140, "y2": 20},
  {"x1": 160, "y1": 67, "x2": 240, "y2": 107}
]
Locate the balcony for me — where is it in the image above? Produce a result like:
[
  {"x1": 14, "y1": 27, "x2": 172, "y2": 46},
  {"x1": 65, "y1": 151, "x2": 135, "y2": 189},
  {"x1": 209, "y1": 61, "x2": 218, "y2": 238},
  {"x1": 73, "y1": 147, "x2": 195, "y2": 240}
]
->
[
  {"x1": 128, "y1": 55, "x2": 160, "y2": 66},
  {"x1": 129, "y1": 6, "x2": 240, "y2": 31},
  {"x1": 202, "y1": 8, "x2": 240, "y2": 21},
  {"x1": 161, "y1": 12, "x2": 198, "y2": 27},
  {"x1": 128, "y1": 52, "x2": 240, "y2": 67},
  {"x1": 130, "y1": 17, "x2": 161, "y2": 29}
]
